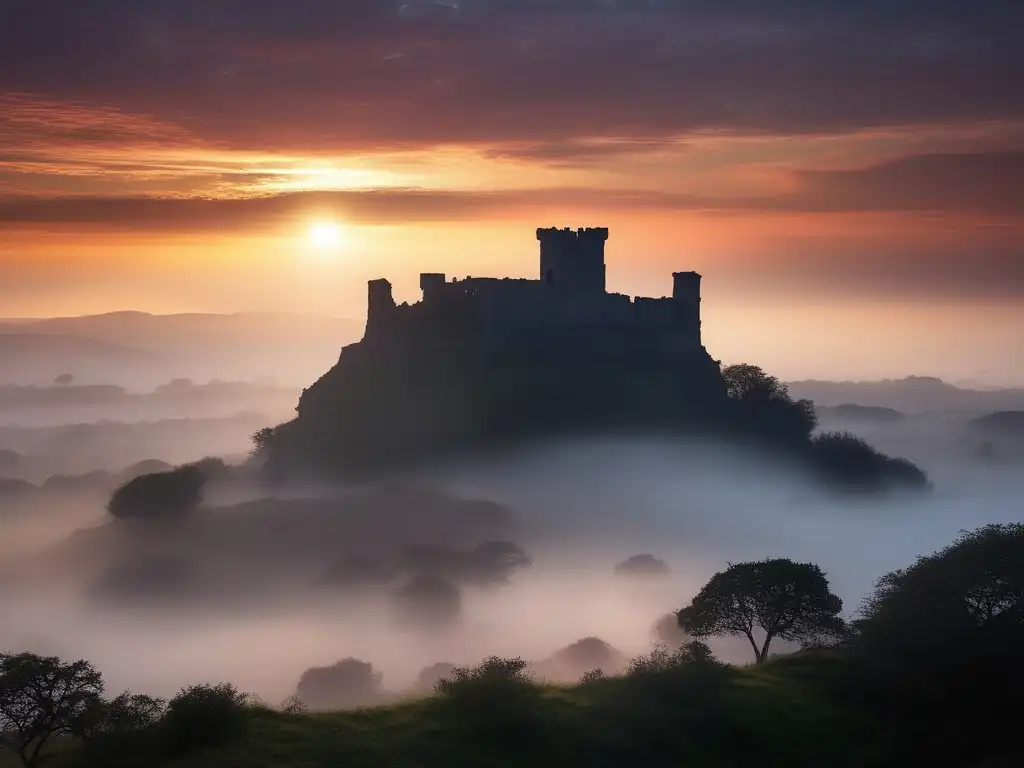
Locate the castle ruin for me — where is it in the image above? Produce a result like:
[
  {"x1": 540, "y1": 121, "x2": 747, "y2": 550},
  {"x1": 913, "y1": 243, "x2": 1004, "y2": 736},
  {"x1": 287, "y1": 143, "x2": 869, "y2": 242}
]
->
[{"x1": 364, "y1": 227, "x2": 705, "y2": 358}]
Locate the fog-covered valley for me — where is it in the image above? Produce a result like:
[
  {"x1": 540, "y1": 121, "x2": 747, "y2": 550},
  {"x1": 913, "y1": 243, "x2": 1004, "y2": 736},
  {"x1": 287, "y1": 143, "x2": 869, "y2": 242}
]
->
[{"x1": 1, "y1": 359, "x2": 1021, "y2": 706}]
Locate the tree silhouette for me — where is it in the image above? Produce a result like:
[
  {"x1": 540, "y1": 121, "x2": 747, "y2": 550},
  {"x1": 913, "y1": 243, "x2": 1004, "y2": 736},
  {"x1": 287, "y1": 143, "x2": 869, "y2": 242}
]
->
[
  {"x1": 250, "y1": 427, "x2": 277, "y2": 457},
  {"x1": 678, "y1": 558, "x2": 845, "y2": 664},
  {"x1": 295, "y1": 658, "x2": 383, "y2": 711},
  {"x1": 721, "y1": 363, "x2": 817, "y2": 443},
  {"x1": 850, "y1": 524, "x2": 1024, "y2": 764},
  {"x1": 0, "y1": 653, "x2": 104, "y2": 768},
  {"x1": 721, "y1": 363, "x2": 790, "y2": 402},
  {"x1": 106, "y1": 464, "x2": 207, "y2": 521},
  {"x1": 858, "y1": 523, "x2": 1024, "y2": 645}
]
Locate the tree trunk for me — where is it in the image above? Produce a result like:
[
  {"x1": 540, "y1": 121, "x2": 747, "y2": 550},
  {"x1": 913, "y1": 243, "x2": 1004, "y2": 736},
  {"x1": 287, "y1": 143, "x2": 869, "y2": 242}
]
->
[{"x1": 744, "y1": 631, "x2": 764, "y2": 664}]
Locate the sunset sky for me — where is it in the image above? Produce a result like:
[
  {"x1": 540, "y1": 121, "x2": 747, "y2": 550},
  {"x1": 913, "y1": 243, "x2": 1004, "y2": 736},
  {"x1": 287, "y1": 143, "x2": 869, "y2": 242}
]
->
[{"x1": 1, "y1": 1, "x2": 1021, "y2": 382}]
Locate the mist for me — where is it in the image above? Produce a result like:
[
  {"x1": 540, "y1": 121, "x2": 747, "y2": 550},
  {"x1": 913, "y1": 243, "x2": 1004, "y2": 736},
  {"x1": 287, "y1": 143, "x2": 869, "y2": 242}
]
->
[{"x1": 1, "y1": 412, "x2": 1020, "y2": 706}]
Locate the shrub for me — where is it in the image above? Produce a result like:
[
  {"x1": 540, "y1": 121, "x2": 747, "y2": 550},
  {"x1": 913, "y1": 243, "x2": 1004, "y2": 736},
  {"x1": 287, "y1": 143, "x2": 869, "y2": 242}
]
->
[
  {"x1": 78, "y1": 692, "x2": 166, "y2": 767},
  {"x1": 434, "y1": 656, "x2": 541, "y2": 739},
  {"x1": 279, "y1": 694, "x2": 307, "y2": 714},
  {"x1": 294, "y1": 658, "x2": 383, "y2": 711},
  {"x1": 627, "y1": 641, "x2": 721, "y2": 678},
  {"x1": 435, "y1": 656, "x2": 535, "y2": 697},
  {"x1": 163, "y1": 683, "x2": 249, "y2": 754}
]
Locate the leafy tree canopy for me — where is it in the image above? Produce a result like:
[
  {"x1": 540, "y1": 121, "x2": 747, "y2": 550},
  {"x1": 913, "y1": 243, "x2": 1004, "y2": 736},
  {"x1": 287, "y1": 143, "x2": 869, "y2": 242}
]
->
[
  {"x1": 295, "y1": 659, "x2": 383, "y2": 711},
  {"x1": 106, "y1": 460, "x2": 224, "y2": 521},
  {"x1": 858, "y1": 523, "x2": 1024, "y2": 645},
  {"x1": 721, "y1": 363, "x2": 818, "y2": 442},
  {"x1": 0, "y1": 653, "x2": 104, "y2": 768},
  {"x1": 678, "y1": 558, "x2": 845, "y2": 664}
]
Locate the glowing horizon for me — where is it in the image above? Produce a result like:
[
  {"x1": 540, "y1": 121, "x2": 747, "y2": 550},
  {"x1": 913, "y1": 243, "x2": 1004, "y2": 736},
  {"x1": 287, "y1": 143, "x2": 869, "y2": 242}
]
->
[{"x1": 1, "y1": 2, "x2": 1021, "y2": 383}]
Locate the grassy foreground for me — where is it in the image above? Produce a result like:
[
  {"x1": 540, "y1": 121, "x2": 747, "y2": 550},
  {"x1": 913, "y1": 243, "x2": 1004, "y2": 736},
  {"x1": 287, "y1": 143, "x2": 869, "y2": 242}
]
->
[{"x1": 11, "y1": 652, "x2": 878, "y2": 768}]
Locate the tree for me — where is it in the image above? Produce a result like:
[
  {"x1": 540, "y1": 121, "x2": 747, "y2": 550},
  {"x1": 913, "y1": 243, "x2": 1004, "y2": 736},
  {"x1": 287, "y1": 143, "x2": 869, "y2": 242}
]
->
[
  {"x1": 721, "y1": 363, "x2": 791, "y2": 402},
  {"x1": 106, "y1": 464, "x2": 206, "y2": 521},
  {"x1": 858, "y1": 523, "x2": 1024, "y2": 645},
  {"x1": 677, "y1": 558, "x2": 845, "y2": 664},
  {"x1": 0, "y1": 653, "x2": 104, "y2": 768},
  {"x1": 163, "y1": 683, "x2": 250, "y2": 753},
  {"x1": 52, "y1": 373, "x2": 74, "y2": 387},
  {"x1": 850, "y1": 524, "x2": 1024, "y2": 764},
  {"x1": 77, "y1": 691, "x2": 166, "y2": 764},
  {"x1": 250, "y1": 427, "x2": 277, "y2": 457},
  {"x1": 295, "y1": 658, "x2": 383, "y2": 710},
  {"x1": 84, "y1": 691, "x2": 165, "y2": 736},
  {"x1": 720, "y1": 363, "x2": 818, "y2": 442}
]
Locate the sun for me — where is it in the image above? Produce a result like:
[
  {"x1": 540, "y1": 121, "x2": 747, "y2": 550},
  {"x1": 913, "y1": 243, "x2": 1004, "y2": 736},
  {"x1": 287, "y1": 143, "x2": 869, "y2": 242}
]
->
[{"x1": 307, "y1": 221, "x2": 344, "y2": 250}]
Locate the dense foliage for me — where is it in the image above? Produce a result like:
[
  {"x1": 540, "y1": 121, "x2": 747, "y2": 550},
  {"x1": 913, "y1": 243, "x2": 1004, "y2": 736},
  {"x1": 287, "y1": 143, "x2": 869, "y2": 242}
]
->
[
  {"x1": 294, "y1": 659, "x2": 383, "y2": 711},
  {"x1": 845, "y1": 523, "x2": 1024, "y2": 763},
  {"x1": 0, "y1": 654, "x2": 103, "y2": 768},
  {"x1": 678, "y1": 558, "x2": 846, "y2": 663}
]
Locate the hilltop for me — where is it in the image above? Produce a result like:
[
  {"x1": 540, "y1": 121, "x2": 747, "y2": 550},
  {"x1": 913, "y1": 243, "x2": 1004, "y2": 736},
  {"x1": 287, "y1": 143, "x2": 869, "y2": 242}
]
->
[
  {"x1": 259, "y1": 227, "x2": 928, "y2": 493},
  {"x1": 263, "y1": 227, "x2": 728, "y2": 479}
]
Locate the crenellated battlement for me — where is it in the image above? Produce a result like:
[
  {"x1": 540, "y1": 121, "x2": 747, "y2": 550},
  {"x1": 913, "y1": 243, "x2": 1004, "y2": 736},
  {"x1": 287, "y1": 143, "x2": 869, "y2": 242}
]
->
[
  {"x1": 535, "y1": 226, "x2": 610, "y2": 241},
  {"x1": 364, "y1": 226, "x2": 704, "y2": 352}
]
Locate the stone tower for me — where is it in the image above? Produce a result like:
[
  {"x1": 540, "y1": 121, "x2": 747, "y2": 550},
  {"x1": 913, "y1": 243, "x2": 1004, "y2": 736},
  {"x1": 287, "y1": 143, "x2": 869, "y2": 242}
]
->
[
  {"x1": 672, "y1": 271, "x2": 703, "y2": 346},
  {"x1": 536, "y1": 227, "x2": 609, "y2": 295}
]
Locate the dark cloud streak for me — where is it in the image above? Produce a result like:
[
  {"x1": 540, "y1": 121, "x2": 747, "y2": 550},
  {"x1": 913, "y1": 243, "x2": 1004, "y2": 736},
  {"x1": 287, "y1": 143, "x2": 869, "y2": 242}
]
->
[
  {"x1": 1, "y1": 1, "x2": 1021, "y2": 152},
  {"x1": 1, "y1": 151, "x2": 1020, "y2": 232}
]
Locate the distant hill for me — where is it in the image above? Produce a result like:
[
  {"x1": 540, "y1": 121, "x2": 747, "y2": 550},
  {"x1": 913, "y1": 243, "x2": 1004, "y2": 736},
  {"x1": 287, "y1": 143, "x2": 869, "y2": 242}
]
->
[
  {"x1": 970, "y1": 410, "x2": 1024, "y2": 436},
  {"x1": 4, "y1": 310, "x2": 358, "y2": 347},
  {"x1": 0, "y1": 332, "x2": 153, "y2": 365},
  {"x1": 0, "y1": 312, "x2": 361, "y2": 387},
  {"x1": 788, "y1": 376, "x2": 1024, "y2": 414},
  {"x1": 818, "y1": 404, "x2": 907, "y2": 423}
]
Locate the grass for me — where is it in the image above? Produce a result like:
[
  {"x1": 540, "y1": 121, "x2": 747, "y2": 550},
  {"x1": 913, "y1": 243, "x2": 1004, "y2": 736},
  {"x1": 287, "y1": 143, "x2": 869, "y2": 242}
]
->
[{"x1": 1, "y1": 655, "x2": 872, "y2": 768}]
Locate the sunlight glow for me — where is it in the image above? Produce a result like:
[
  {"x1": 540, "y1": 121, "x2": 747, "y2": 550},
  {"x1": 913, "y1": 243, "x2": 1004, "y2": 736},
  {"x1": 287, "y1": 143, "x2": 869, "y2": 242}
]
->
[{"x1": 307, "y1": 221, "x2": 343, "y2": 250}]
